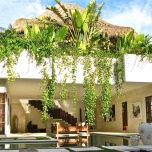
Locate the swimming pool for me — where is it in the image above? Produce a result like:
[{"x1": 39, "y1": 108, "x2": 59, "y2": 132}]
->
[
  {"x1": 89, "y1": 134, "x2": 130, "y2": 147},
  {"x1": 0, "y1": 133, "x2": 131, "y2": 149}
]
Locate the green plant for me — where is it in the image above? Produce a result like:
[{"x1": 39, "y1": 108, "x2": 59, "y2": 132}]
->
[
  {"x1": 83, "y1": 57, "x2": 97, "y2": 125},
  {"x1": 114, "y1": 56, "x2": 125, "y2": 96},
  {"x1": 24, "y1": 23, "x2": 67, "y2": 121},
  {"x1": 0, "y1": 29, "x2": 23, "y2": 81},
  {"x1": 96, "y1": 56, "x2": 112, "y2": 117}
]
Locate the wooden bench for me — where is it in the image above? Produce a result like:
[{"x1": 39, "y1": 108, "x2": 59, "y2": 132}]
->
[{"x1": 51, "y1": 122, "x2": 88, "y2": 137}]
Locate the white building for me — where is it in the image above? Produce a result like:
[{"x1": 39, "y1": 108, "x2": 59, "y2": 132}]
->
[
  {"x1": 1, "y1": 51, "x2": 152, "y2": 135},
  {"x1": 1, "y1": 5, "x2": 152, "y2": 135}
]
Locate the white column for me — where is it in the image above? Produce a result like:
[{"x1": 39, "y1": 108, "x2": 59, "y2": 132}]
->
[{"x1": 5, "y1": 95, "x2": 10, "y2": 136}]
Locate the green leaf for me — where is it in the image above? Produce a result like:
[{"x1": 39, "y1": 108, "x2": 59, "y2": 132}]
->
[
  {"x1": 126, "y1": 31, "x2": 134, "y2": 43},
  {"x1": 74, "y1": 10, "x2": 83, "y2": 28},
  {"x1": 56, "y1": 0, "x2": 61, "y2": 2},
  {"x1": 79, "y1": 41, "x2": 86, "y2": 50},
  {"x1": 116, "y1": 37, "x2": 122, "y2": 50},
  {"x1": 49, "y1": 31, "x2": 55, "y2": 43},
  {"x1": 32, "y1": 24, "x2": 40, "y2": 35},
  {"x1": 135, "y1": 34, "x2": 145, "y2": 42},
  {"x1": 82, "y1": 8, "x2": 88, "y2": 22},
  {"x1": 83, "y1": 22, "x2": 89, "y2": 32},
  {"x1": 55, "y1": 26, "x2": 68, "y2": 41},
  {"x1": 47, "y1": 26, "x2": 54, "y2": 42},
  {"x1": 69, "y1": 9, "x2": 77, "y2": 28},
  {"x1": 24, "y1": 27, "x2": 29, "y2": 38}
]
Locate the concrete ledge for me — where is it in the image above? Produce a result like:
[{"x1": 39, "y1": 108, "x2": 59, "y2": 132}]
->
[
  {"x1": 0, "y1": 137, "x2": 57, "y2": 144},
  {"x1": 68, "y1": 146, "x2": 103, "y2": 151},
  {"x1": 0, "y1": 150, "x2": 19, "y2": 152},
  {"x1": 135, "y1": 145, "x2": 152, "y2": 151},
  {"x1": 38, "y1": 149, "x2": 69, "y2": 152},
  {"x1": 103, "y1": 146, "x2": 140, "y2": 151},
  {"x1": 0, "y1": 149, "x2": 69, "y2": 152}
]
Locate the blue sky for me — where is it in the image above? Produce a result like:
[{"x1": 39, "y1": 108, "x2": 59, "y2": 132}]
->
[{"x1": 0, "y1": 0, "x2": 152, "y2": 35}]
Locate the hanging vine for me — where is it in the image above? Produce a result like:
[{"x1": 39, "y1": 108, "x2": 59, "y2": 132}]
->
[
  {"x1": 114, "y1": 56, "x2": 125, "y2": 96},
  {"x1": 83, "y1": 57, "x2": 97, "y2": 125},
  {"x1": 60, "y1": 73, "x2": 68, "y2": 101},
  {"x1": 59, "y1": 56, "x2": 72, "y2": 101},
  {"x1": 0, "y1": 29, "x2": 23, "y2": 81},
  {"x1": 41, "y1": 56, "x2": 56, "y2": 120},
  {"x1": 71, "y1": 57, "x2": 77, "y2": 106},
  {"x1": 41, "y1": 65, "x2": 50, "y2": 120},
  {"x1": 6, "y1": 56, "x2": 18, "y2": 82},
  {"x1": 96, "y1": 56, "x2": 112, "y2": 117}
]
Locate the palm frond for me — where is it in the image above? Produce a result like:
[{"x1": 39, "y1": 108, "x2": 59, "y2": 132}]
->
[
  {"x1": 47, "y1": 6, "x2": 66, "y2": 24},
  {"x1": 94, "y1": 3, "x2": 104, "y2": 23},
  {"x1": 55, "y1": 0, "x2": 69, "y2": 18}
]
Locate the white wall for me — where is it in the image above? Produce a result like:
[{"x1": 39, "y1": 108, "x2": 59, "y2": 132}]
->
[
  {"x1": 11, "y1": 99, "x2": 27, "y2": 133},
  {"x1": 125, "y1": 54, "x2": 152, "y2": 82},
  {"x1": 11, "y1": 99, "x2": 53, "y2": 133},
  {"x1": 2, "y1": 52, "x2": 152, "y2": 84},
  {"x1": 27, "y1": 105, "x2": 52, "y2": 130},
  {"x1": 96, "y1": 84, "x2": 152, "y2": 133},
  {"x1": 9, "y1": 98, "x2": 84, "y2": 133},
  {"x1": 54, "y1": 99, "x2": 85, "y2": 122},
  {"x1": 2, "y1": 53, "x2": 152, "y2": 84},
  {"x1": 0, "y1": 51, "x2": 115, "y2": 84}
]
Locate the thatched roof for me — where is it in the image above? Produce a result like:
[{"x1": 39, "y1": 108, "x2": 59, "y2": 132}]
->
[
  {"x1": 12, "y1": 18, "x2": 43, "y2": 32},
  {"x1": 12, "y1": 3, "x2": 134, "y2": 37}
]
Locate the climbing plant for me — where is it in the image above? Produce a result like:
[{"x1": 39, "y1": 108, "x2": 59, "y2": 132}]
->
[
  {"x1": 23, "y1": 23, "x2": 68, "y2": 120},
  {"x1": 0, "y1": 0, "x2": 152, "y2": 125},
  {"x1": 0, "y1": 28, "x2": 23, "y2": 81}
]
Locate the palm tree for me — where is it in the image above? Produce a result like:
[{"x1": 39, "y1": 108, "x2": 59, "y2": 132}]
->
[{"x1": 46, "y1": 0, "x2": 103, "y2": 55}]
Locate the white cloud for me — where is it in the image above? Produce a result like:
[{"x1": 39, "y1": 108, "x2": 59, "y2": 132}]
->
[
  {"x1": 0, "y1": 0, "x2": 45, "y2": 28},
  {"x1": 1, "y1": 0, "x2": 152, "y2": 35},
  {"x1": 103, "y1": 0, "x2": 152, "y2": 35}
]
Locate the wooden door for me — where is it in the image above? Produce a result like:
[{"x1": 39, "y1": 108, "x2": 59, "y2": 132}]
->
[
  {"x1": 0, "y1": 93, "x2": 5, "y2": 134},
  {"x1": 122, "y1": 102, "x2": 128, "y2": 130},
  {"x1": 145, "y1": 96, "x2": 152, "y2": 122}
]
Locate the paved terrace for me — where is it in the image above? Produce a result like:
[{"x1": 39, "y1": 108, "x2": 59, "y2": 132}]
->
[{"x1": 90, "y1": 131, "x2": 139, "y2": 138}]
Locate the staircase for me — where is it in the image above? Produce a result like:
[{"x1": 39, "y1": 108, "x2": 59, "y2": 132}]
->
[{"x1": 29, "y1": 100, "x2": 77, "y2": 125}]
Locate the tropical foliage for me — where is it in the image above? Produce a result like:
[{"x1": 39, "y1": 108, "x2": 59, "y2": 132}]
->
[{"x1": 0, "y1": 0, "x2": 152, "y2": 125}]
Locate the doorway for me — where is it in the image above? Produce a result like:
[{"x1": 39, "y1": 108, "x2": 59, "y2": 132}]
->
[
  {"x1": 145, "y1": 96, "x2": 152, "y2": 122},
  {"x1": 0, "y1": 93, "x2": 5, "y2": 134},
  {"x1": 12, "y1": 115, "x2": 19, "y2": 133},
  {"x1": 122, "y1": 101, "x2": 128, "y2": 130}
]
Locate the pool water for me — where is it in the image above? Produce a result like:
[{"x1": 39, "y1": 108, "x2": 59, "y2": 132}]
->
[
  {"x1": 0, "y1": 134, "x2": 130, "y2": 149},
  {"x1": 89, "y1": 134, "x2": 129, "y2": 147}
]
